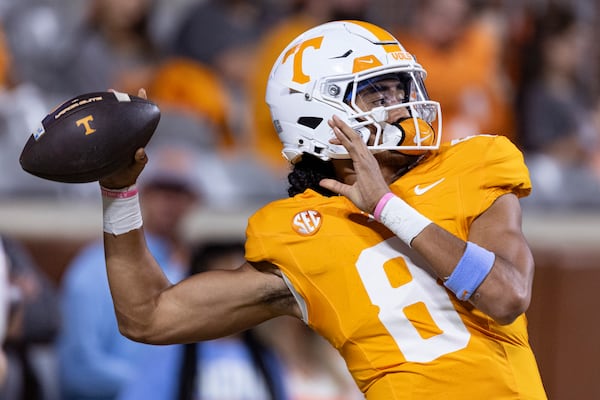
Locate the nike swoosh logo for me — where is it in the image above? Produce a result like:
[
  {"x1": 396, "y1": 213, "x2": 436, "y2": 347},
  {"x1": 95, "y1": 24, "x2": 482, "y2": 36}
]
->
[
  {"x1": 413, "y1": 133, "x2": 432, "y2": 145},
  {"x1": 414, "y1": 178, "x2": 445, "y2": 195}
]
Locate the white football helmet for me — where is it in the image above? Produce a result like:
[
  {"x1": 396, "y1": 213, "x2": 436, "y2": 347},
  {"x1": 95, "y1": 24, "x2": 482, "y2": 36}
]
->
[{"x1": 266, "y1": 20, "x2": 442, "y2": 163}]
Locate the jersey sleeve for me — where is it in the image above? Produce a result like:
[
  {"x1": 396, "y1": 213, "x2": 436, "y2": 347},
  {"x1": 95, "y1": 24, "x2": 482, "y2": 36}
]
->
[
  {"x1": 399, "y1": 135, "x2": 533, "y2": 239},
  {"x1": 475, "y1": 135, "x2": 531, "y2": 199},
  {"x1": 466, "y1": 135, "x2": 530, "y2": 229}
]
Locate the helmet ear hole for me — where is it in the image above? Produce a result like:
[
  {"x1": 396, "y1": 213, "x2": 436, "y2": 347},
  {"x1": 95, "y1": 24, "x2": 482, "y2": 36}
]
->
[{"x1": 297, "y1": 117, "x2": 323, "y2": 129}]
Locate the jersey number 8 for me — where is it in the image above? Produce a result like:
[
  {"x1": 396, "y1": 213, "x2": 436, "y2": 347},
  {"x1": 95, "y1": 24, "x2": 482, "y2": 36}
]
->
[{"x1": 356, "y1": 237, "x2": 471, "y2": 362}]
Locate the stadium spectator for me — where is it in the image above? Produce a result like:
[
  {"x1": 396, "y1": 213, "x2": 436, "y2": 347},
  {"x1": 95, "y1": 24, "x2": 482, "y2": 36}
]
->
[
  {"x1": 0, "y1": 236, "x2": 61, "y2": 400},
  {"x1": 117, "y1": 242, "x2": 289, "y2": 400},
  {"x1": 0, "y1": 239, "x2": 8, "y2": 386},
  {"x1": 518, "y1": 4, "x2": 600, "y2": 208},
  {"x1": 57, "y1": 0, "x2": 160, "y2": 96},
  {"x1": 261, "y1": 317, "x2": 363, "y2": 400},
  {"x1": 395, "y1": 0, "x2": 515, "y2": 142}
]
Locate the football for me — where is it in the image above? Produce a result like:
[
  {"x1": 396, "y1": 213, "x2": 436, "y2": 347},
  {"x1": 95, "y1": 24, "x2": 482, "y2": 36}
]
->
[{"x1": 19, "y1": 91, "x2": 161, "y2": 183}]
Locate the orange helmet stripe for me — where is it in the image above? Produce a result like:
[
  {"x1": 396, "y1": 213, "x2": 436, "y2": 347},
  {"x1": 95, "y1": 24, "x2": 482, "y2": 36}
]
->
[{"x1": 345, "y1": 20, "x2": 402, "y2": 53}]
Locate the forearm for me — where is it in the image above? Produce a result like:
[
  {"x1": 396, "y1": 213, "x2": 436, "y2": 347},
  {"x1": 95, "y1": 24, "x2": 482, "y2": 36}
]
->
[
  {"x1": 105, "y1": 229, "x2": 292, "y2": 344},
  {"x1": 377, "y1": 193, "x2": 533, "y2": 324},
  {"x1": 104, "y1": 228, "x2": 172, "y2": 338},
  {"x1": 411, "y1": 224, "x2": 532, "y2": 324}
]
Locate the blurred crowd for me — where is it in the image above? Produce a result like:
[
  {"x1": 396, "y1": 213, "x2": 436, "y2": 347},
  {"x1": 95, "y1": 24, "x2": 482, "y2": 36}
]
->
[
  {"x1": 0, "y1": 0, "x2": 598, "y2": 208},
  {"x1": 1, "y1": 0, "x2": 600, "y2": 399}
]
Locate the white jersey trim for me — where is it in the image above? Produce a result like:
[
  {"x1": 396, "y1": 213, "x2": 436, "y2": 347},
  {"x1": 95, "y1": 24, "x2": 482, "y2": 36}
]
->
[{"x1": 281, "y1": 271, "x2": 308, "y2": 323}]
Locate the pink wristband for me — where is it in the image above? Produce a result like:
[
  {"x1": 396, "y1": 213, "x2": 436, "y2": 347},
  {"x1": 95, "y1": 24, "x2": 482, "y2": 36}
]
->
[
  {"x1": 374, "y1": 192, "x2": 395, "y2": 221},
  {"x1": 101, "y1": 185, "x2": 138, "y2": 199}
]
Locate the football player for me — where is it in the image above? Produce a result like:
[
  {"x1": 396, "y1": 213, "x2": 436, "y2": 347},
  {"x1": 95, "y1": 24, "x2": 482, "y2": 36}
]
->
[{"x1": 100, "y1": 20, "x2": 547, "y2": 399}]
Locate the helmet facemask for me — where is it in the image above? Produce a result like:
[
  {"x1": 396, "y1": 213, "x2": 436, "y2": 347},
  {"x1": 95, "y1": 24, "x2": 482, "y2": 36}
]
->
[{"x1": 320, "y1": 69, "x2": 442, "y2": 158}]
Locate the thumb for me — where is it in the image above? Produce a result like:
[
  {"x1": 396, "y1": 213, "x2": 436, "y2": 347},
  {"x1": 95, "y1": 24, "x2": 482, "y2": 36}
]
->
[
  {"x1": 134, "y1": 147, "x2": 148, "y2": 164},
  {"x1": 133, "y1": 147, "x2": 148, "y2": 173},
  {"x1": 319, "y1": 178, "x2": 349, "y2": 197}
]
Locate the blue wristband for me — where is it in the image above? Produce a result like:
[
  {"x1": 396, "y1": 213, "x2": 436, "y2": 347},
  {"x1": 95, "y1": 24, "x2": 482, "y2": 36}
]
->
[{"x1": 444, "y1": 242, "x2": 495, "y2": 301}]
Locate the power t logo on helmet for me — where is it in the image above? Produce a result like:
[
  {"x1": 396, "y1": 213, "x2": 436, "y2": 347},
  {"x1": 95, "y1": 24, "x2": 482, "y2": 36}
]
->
[
  {"x1": 267, "y1": 20, "x2": 442, "y2": 164},
  {"x1": 282, "y1": 36, "x2": 323, "y2": 84}
]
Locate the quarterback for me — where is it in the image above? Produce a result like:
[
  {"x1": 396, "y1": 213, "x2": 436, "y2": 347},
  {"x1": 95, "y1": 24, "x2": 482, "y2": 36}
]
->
[{"x1": 100, "y1": 21, "x2": 547, "y2": 399}]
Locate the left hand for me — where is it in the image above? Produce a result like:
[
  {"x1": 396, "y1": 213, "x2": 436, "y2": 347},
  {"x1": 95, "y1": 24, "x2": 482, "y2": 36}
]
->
[{"x1": 319, "y1": 115, "x2": 390, "y2": 214}]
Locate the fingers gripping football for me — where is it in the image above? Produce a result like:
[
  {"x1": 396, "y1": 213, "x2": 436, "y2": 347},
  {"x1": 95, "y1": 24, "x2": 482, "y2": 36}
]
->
[
  {"x1": 100, "y1": 88, "x2": 150, "y2": 189},
  {"x1": 99, "y1": 148, "x2": 148, "y2": 189}
]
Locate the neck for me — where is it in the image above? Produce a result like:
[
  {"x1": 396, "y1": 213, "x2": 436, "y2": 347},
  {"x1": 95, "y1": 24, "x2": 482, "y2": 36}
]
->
[{"x1": 333, "y1": 151, "x2": 417, "y2": 186}]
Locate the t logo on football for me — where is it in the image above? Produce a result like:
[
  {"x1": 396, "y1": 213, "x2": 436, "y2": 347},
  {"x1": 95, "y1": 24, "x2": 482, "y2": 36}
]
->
[{"x1": 76, "y1": 115, "x2": 96, "y2": 135}]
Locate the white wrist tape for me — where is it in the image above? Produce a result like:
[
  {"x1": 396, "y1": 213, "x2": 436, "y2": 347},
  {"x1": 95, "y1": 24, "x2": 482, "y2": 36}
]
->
[
  {"x1": 376, "y1": 193, "x2": 432, "y2": 246},
  {"x1": 101, "y1": 185, "x2": 143, "y2": 235}
]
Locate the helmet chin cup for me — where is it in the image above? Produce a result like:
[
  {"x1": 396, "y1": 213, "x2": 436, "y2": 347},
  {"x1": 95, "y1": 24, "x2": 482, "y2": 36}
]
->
[
  {"x1": 382, "y1": 122, "x2": 405, "y2": 147},
  {"x1": 371, "y1": 106, "x2": 388, "y2": 123},
  {"x1": 394, "y1": 118, "x2": 436, "y2": 156}
]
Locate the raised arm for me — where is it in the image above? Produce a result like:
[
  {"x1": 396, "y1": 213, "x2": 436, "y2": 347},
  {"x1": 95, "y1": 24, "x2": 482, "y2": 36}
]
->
[
  {"x1": 320, "y1": 115, "x2": 534, "y2": 325},
  {"x1": 103, "y1": 227, "x2": 296, "y2": 344},
  {"x1": 100, "y1": 140, "x2": 298, "y2": 345}
]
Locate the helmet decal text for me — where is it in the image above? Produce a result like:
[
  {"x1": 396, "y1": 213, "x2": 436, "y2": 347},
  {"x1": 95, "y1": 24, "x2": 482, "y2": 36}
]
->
[{"x1": 390, "y1": 51, "x2": 414, "y2": 62}]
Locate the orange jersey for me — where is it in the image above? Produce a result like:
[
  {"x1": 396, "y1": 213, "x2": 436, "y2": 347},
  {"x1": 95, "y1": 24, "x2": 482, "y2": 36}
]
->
[{"x1": 246, "y1": 135, "x2": 546, "y2": 399}]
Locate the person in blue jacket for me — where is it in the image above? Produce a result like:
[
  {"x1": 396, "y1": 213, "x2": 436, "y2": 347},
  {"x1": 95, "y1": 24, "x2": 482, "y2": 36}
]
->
[{"x1": 117, "y1": 242, "x2": 289, "y2": 400}]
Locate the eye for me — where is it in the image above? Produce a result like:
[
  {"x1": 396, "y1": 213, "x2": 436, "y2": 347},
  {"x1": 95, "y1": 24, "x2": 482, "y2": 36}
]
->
[{"x1": 371, "y1": 98, "x2": 386, "y2": 107}]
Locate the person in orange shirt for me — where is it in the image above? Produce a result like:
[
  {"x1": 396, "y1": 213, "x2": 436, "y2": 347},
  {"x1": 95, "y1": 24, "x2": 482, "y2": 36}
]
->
[
  {"x1": 395, "y1": 0, "x2": 515, "y2": 143},
  {"x1": 148, "y1": 58, "x2": 236, "y2": 152},
  {"x1": 0, "y1": 26, "x2": 11, "y2": 89},
  {"x1": 98, "y1": 21, "x2": 546, "y2": 399}
]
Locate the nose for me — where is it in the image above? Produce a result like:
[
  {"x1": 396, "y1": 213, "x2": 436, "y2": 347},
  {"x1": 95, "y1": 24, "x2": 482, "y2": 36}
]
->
[{"x1": 383, "y1": 86, "x2": 407, "y2": 105}]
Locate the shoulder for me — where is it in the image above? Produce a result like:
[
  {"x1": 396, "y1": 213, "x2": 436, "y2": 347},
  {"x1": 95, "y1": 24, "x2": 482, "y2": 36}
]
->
[
  {"x1": 248, "y1": 190, "x2": 344, "y2": 231},
  {"x1": 421, "y1": 134, "x2": 524, "y2": 172},
  {"x1": 438, "y1": 135, "x2": 528, "y2": 175},
  {"x1": 445, "y1": 134, "x2": 518, "y2": 153},
  {"x1": 452, "y1": 135, "x2": 531, "y2": 197}
]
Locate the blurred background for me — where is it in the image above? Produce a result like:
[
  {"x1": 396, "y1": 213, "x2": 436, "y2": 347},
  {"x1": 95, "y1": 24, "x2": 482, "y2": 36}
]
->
[{"x1": 0, "y1": 0, "x2": 599, "y2": 399}]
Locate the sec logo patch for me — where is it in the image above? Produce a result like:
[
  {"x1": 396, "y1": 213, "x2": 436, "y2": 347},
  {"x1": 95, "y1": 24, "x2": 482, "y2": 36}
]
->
[{"x1": 292, "y1": 210, "x2": 322, "y2": 236}]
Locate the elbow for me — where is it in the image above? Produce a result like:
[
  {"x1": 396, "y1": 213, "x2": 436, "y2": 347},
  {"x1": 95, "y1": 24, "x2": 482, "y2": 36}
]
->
[
  {"x1": 114, "y1": 313, "x2": 160, "y2": 344},
  {"x1": 117, "y1": 323, "x2": 147, "y2": 343},
  {"x1": 489, "y1": 288, "x2": 531, "y2": 325}
]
